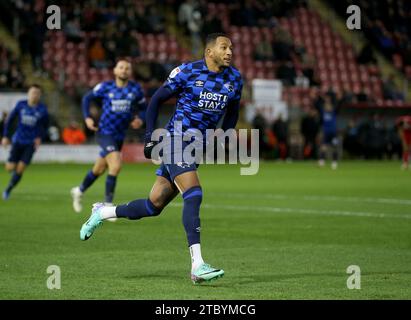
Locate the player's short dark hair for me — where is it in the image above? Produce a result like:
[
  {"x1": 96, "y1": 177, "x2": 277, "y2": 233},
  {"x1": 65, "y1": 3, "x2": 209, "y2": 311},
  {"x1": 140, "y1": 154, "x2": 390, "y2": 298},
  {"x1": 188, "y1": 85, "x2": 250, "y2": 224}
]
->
[
  {"x1": 28, "y1": 84, "x2": 42, "y2": 91},
  {"x1": 205, "y1": 33, "x2": 230, "y2": 47}
]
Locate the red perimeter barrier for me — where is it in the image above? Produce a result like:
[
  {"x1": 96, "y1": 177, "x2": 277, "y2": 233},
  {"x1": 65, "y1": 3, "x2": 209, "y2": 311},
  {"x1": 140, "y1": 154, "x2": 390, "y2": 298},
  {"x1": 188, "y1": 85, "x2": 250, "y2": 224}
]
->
[{"x1": 121, "y1": 143, "x2": 151, "y2": 163}]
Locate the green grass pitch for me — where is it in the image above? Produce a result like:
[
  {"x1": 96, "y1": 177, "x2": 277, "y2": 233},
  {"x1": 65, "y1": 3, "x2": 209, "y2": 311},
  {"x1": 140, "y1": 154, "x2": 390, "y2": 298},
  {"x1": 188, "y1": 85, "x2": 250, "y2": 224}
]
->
[{"x1": 1, "y1": 161, "x2": 410, "y2": 299}]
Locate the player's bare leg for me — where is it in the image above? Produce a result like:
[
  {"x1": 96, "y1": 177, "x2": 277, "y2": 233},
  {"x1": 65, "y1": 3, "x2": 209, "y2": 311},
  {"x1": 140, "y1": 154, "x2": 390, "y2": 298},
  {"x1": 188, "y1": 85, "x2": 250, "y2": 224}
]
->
[
  {"x1": 174, "y1": 171, "x2": 225, "y2": 284},
  {"x1": 5, "y1": 162, "x2": 16, "y2": 172},
  {"x1": 104, "y1": 151, "x2": 122, "y2": 204},
  {"x1": 71, "y1": 157, "x2": 107, "y2": 212}
]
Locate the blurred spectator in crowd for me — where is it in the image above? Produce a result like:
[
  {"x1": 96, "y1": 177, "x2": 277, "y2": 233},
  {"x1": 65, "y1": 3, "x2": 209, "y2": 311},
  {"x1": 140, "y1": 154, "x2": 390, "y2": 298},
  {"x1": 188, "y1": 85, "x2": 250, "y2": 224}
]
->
[
  {"x1": 64, "y1": 17, "x2": 83, "y2": 43},
  {"x1": 254, "y1": 34, "x2": 274, "y2": 61},
  {"x1": 0, "y1": 44, "x2": 25, "y2": 89},
  {"x1": 6, "y1": 62, "x2": 25, "y2": 89},
  {"x1": 358, "y1": 114, "x2": 386, "y2": 159},
  {"x1": 382, "y1": 74, "x2": 404, "y2": 101},
  {"x1": 357, "y1": 43, "x2": 377, "y2": 65},
  {"x1": 146, "y1": 6, "x2": 166, "y2": 34},
  {"x1": 338, "y1": 84, "x2": 355, "y2": 107},
  {"x1": 301, "y1": 55, "x2": 319, "y2": 87},
  {"x1": 386, "y1": 122, "x2": 402, "y2": 161},
  {"x1": 300, "y1": 107, "x2": 320, "y2": 159},
  {"x1": 116, "y1": 30, "x2": 140, "y2": 58},
  {"x1": 396, "y1": 115, "x2": 411, "y2": 169},
  {"x1": 272, "y1": 29, "x2": 293, "y2": 62},
  {"x1": 355, "y1": 84, "x2": 371, "y2": 103},
  {"x1": 178, "y1": 0, "x2": 203, "y2": 56},
  {"x1": 276, "y1": 61, "x2": 296, "y2": 86},
  {"x1": 252, "y1": 112, "x2": 275, "y2": 159},
  {"x1": 272, "y1": 114, "x2": 289, "y2": 160},
  {"x1": 202, "y1": 12, "x2": 223, "y2": 37},
  {"x1": 41, "y1": 113, "x2": 61, "y2": 143},
  {"x1": 62, "y1": 121, "x2": 86, "y2": 145},
  {"x1": 343, "y1": 119, "x2": 361, "y2": 158},
  {"x1": 31, "y1": 15, "x2": 47, "y2": 73},
  {"x1": 88, "y1": 38, "x2": 108, "y2": 69}
]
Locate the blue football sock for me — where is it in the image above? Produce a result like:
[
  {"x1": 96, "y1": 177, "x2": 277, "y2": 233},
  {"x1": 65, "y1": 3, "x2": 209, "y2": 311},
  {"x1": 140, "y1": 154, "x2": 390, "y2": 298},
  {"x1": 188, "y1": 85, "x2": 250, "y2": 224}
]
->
[
  {"x1": 105, "y1": 174, "x2": 117, "y2": 203},
  {"x1": 79, "y1": 170, "x2": 99, "y2": 193},
  {"x1": 6, "y1": 171, "x2": 22, "y2": 193},
  {"x1": 116, "y1": 198, "x2": 161, "y2": 220},
  {"x1": 182, "y1": 186, "x2": 202, "y2": 247}
]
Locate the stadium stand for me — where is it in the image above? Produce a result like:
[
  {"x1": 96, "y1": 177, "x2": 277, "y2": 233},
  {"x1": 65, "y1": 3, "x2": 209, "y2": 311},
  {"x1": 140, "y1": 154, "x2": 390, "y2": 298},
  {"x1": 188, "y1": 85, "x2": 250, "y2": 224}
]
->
[
  {"x1": 0, "y1": 43, "x2": 25, "y2": 90},
  {"x1": 330, "y1": 0, "x2": 411, "y2": 79},
  {"x1": 0, "y1": 0, "x2": 410, "y2": 159}
]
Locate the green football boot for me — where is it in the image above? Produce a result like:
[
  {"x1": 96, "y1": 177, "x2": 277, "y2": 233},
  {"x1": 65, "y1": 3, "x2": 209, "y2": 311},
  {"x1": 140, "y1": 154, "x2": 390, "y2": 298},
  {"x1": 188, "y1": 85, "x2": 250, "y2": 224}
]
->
[
  {"x1": 191, "y1": 263, "x2": 224, "y2": 284},
  {"x1": 80, "y1": 203, "x2": 104, "y2": 240}
]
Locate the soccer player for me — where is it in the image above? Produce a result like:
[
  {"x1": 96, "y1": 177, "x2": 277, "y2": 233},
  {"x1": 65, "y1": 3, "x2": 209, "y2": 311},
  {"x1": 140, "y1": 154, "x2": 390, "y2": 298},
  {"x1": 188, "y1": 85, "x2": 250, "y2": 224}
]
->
[
  {"x1": 79, "y1": 33, "x2": 243, "y2": 284},
  {"x1": 1, "y1": 84, "x2": 49, "y2": 200},
  {"x1": 396, "y1": 115, "x2": 411, "y2": 169},
  {"x1": 70, "y1": 60, "x2": 146, "y2": 212},
  {"x1": 317, "y1": 95, "x2": 339, "y2": 169}
]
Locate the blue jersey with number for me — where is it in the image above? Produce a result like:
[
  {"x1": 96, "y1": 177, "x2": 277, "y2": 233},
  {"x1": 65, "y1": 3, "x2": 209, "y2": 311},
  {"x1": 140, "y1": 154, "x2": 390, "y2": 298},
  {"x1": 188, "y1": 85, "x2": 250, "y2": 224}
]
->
[
  {"x1": 163, "y1": 59, "x2": 243, "y2": 136},
  {"x1": 83, "y1": 80, "x2": 146, "y2": 140},
  {"x1": 3, "y1": 100, "x2": 49, "y2": 145}
]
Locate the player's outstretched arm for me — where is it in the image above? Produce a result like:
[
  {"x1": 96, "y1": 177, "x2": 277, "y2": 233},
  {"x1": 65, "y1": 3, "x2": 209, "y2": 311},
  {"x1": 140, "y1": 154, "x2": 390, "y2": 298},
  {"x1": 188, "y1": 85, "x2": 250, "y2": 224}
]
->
[{"x1": 144, "y1": 86, "x2": 174, "y2": 159}]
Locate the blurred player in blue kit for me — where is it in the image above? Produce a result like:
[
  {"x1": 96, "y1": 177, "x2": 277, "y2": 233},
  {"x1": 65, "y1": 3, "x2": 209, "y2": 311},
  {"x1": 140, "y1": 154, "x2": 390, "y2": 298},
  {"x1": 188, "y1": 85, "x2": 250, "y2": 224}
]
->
[
  {"x1": 2, "y1": 84, "x2": 49, "y2": 200},
  {"x1": 79, "y1": 33, "x2": 243, "y2": 284},
  {"x1": 70, "y1": 60, "x2": 146, "y2": 212},
  {"x1": 317, "y1": 95, "x2": 339, "y2": 169}
]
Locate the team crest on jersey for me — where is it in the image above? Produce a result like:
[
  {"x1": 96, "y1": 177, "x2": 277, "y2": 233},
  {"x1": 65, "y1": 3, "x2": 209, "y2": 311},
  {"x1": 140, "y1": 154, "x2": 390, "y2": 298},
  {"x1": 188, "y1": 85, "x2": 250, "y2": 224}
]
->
[
  {"x1": 195, "y1": 80, "x2": 204, "y2": 87},
  {"x1": 224, "y1": 83, "x2": 234, "y2": 92},
  {"x1": 108, "y1": 92, "x2": 114, "y2": 98},
  {"x1": 127, "y1": 93, "x2": 134, "y2": 99}
]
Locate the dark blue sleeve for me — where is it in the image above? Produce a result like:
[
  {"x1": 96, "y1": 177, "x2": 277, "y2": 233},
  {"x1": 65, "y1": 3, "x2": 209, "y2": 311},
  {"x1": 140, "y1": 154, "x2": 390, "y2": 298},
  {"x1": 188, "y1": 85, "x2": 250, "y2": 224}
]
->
[
  {"x1": 132, "y1": 99, "x2": 147, "y2": 122},
  {"x1": 145, "y1": 85, "x2": 174, "y2": 141},
  {"x1": 222, "y1": 100, "x2": 240, "y2": 131},
  {"x1": 81, "y1": 90, "x2": 97, "y2": 119},
  {"x1": 37, "y1": 110, "x2": 49, "y2": 140},
  {"x1": 131, "y1": 89, "x2": 147, "y2": 122},
  {"x1": 222, "y1": 77, "x2": 242, "y2": 131},
  {"x1": 3, "y1": 103, "x2": 20, "y2": 138}
]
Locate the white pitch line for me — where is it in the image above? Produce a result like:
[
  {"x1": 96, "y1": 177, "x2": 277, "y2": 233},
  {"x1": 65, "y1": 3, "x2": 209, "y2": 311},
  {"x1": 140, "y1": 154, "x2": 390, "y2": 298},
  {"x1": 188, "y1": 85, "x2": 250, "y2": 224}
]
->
[
  {"x1": 169, "y1": 203, "x2": 411, "y2": 220},
  {"x1": 207, "y1": 192, "x2": 411, "y2": 206}
]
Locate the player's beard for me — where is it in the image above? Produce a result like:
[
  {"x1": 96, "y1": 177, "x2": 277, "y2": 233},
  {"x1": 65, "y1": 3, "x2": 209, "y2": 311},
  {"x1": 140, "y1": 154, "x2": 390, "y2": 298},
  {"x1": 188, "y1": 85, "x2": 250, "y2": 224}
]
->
[
  {"x1": 117, "y1": 76, "x2": 129, "y2": 82},
  {"x1": 220, "y1": 56, "x2": 231, "y2": 68}
]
